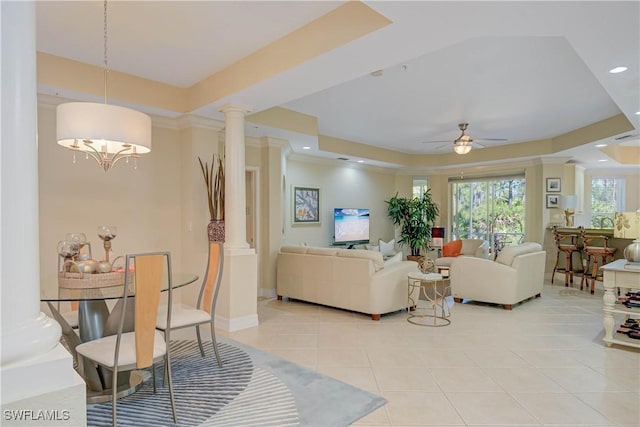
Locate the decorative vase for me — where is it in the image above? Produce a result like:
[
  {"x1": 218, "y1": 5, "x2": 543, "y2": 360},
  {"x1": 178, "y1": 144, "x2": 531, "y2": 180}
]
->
[
  {"x1": 208, "y1": 220, "x2": 225, "y2": 242},
  {"x1": 624, "y1": 238, "x2": 640, "y2": 263}
]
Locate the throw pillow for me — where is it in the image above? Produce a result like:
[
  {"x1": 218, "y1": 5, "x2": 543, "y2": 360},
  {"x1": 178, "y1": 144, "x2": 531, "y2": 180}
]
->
[
  {"x1": 378, "y1": 239, "x2": 396, "y2": 257},
  {"x1": 442, "y1": 240, "x2": 462, "y2": 257},
  {"x1": 383, "y1": 252, "x2": 403, "y2": 268}
]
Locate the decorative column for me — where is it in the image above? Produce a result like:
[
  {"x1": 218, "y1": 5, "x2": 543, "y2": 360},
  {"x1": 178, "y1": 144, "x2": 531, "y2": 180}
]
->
[
  {"x1": 1, "y1": 2, "x2": 86, "y2": 421},
  {"x1": 219, "y1": 104, "x2": 252, "y2": 250},
  {"x1": 215, "y1": 103, "x2": 258, "y2": 331}
]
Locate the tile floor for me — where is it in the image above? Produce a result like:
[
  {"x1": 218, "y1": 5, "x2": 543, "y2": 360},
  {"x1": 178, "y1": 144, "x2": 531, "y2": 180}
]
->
[{"x1": 220, "y1": 281, "x2": 640, "y2": 426}]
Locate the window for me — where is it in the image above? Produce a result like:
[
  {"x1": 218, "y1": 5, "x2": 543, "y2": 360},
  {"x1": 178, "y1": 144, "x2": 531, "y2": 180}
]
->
[
  {"x1": 450, "y1": 174, "x2": 526, "y2": 253},
  {"x1": 591, "y1": 177, "x2": 624, "y2": 228},
  {"x1": 412, "y1": 177, "x2": 428, "y2": 198}
]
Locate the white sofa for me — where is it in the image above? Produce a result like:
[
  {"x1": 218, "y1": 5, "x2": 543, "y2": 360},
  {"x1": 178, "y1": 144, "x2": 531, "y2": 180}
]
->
[
  {"x1": 449, "y1": 242, "x2": 545, "y2": 310},
  {"x1": 276, "y1": 246, "x2": 419, "y2": 320},
  {"x1": 435, "y1": 239, "x2": 490, "y2": 270}
]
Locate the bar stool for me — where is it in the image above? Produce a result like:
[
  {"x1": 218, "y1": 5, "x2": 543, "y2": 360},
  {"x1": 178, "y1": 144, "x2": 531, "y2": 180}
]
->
[
  {"x1": 580, "y1": 233, "x2": 617, "y2": 295},
  {"x1": 551, "y1": 226, "x2": 583, "y2": 287}
]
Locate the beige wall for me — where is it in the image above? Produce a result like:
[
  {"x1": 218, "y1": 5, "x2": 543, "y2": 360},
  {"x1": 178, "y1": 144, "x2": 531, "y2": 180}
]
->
[
  {"x1": 38, "y1": 103, "x2": 184, "y2": 306},
  {"x1": 283, "y1": 158, "x2": 398, "y2": 249}
]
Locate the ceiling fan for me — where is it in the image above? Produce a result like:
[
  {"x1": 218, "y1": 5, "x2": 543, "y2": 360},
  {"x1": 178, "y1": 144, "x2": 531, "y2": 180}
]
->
[{"x1": 422, "y1": 123, "x2": 508, "y2": 154}]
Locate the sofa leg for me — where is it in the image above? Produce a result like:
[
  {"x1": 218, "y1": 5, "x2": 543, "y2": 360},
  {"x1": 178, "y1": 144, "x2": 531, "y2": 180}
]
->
[
  {"x1": 504, "y1": 304, "x2": 512, "y2": 310},
  {"x1": 454, "y1": 297, "x2": 462, "y2": 303},
  {"x1": 535, "y1": 293, "x2": 541, "y2": 298},
  {"x1": 277, "y1": 295, "x2": 282, "y2": 300},
  {"x1": 371, "y1": 314, "x2": 381, "y2": 321}
]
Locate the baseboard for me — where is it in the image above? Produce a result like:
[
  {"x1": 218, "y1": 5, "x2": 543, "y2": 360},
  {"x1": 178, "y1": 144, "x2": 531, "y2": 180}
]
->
[
  {"x1": 259, "y1": 288, "x2": 277, "y2": 299},
  {"x1": 215, "y1": 314, "x2": 259, "y2": 332}
]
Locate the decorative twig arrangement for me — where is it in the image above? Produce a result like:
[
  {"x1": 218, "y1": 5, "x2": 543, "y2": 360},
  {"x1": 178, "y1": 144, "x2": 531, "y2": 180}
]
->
[{"x1": 198, "y1": 154, "x2": 225, "y2": 221}]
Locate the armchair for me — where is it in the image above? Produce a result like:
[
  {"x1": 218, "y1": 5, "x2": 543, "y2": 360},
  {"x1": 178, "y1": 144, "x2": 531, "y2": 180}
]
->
[
  {"x1": 449, "y1": 242, "x2": 545, "y2": 310},
  {"x1": 435, "y1": 239, "x2": 489, "y2": 271}
]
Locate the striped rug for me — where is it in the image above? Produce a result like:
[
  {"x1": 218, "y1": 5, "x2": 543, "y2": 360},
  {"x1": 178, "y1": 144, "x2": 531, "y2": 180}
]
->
[{"x1": 86, "y1": 339, "x2": 385, "y2": 426}]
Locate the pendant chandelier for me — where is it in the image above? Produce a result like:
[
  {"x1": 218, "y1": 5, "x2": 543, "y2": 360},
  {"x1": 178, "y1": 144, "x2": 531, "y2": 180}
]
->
[{"x1": 56, "y1": 0, "x2": 151, "y2": 172}]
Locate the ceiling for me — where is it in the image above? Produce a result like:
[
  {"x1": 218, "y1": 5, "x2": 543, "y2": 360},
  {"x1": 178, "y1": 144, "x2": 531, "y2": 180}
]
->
[{"x1": 36, "y1": 1, "x2": 640, "y2": 171}]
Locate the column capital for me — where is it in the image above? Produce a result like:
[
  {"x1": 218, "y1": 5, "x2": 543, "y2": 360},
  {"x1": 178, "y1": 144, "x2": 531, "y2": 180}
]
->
[{"x1": 218, "y1": 103, "x2": 253, "y2": 115}]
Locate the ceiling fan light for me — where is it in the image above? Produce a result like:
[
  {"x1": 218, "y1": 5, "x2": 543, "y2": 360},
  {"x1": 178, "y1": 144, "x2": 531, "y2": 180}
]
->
[{"x1": 454, "y1": 142, "x2": 472, "y2": 155}]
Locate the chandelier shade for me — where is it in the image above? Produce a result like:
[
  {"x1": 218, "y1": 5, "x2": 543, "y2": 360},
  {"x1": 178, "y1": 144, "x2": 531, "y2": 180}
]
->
[{"x1": 56, "y1": 102, "x2": 152, "y2": 171}]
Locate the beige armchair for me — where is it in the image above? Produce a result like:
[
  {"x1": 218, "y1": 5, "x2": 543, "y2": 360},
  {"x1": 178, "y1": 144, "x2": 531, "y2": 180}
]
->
[{"x1": 449, "y1": 242, "x2": 545, "y2": 310}]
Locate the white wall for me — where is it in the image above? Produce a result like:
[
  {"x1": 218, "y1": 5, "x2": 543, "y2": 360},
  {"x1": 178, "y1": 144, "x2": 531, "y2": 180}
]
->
[{"x1": 283, "y1": 158, "x2": 397, "y2": 247}]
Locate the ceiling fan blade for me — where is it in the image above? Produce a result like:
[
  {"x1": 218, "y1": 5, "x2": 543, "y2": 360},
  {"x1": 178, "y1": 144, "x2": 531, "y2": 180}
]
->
[
  {"x1": 421, "y1": 139, "x2": 451, "y2": 144},
  {"x1": 472, "y1": 141, "x2": 486, "y2": 149},
  {"x1": 474, "y1": 137, "x2": 508, "y2": 142}
]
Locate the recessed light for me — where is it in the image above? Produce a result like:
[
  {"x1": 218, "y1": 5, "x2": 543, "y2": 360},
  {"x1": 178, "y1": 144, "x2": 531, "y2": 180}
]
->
[
  {"x1": 636, "y1": 111, "x2": 640, "y2": 115},
  {"x1": 609, "y1": 66, "x2": 627, "y2": 73},
  {"x1": 598, "y1": 159, "x2": 608, "y2": 162},
  {"x1": 595, "y1": 144, "x2": 608, "y2": 148},
  {"x1": 302, "y1": 146, "x2": 311, "y2": 150},
  {"x1": 356, "y1": 160, "x2": 365, "y2": 163}
]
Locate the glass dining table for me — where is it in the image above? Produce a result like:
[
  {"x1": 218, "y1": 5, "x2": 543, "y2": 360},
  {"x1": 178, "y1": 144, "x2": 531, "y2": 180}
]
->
[{"x1": 41, "y1": 273, "x2": 198, "y2": 403}]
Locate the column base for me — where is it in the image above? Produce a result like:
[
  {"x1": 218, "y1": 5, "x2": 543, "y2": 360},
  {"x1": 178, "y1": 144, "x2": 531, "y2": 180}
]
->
[
  {"x1": 1, "y1": 344, "x2": 86, "y2": 426},
  {"x1": 217, "y1": 250, "x2": 258, "y2": 332}
]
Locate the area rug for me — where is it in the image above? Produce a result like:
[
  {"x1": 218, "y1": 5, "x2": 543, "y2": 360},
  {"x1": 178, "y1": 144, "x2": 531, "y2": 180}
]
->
[{"x1": 86, "y1": 338, "x2": 386, "y2": 426}]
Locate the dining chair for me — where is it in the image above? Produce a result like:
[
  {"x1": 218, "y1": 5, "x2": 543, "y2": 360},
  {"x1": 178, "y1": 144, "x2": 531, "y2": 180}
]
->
[
  {"x1": 76, "y1": 252, "x2": 178, "y2": 426},
  {"x1": 156, "y1": 241, "x2": 224, "y2": 367}
]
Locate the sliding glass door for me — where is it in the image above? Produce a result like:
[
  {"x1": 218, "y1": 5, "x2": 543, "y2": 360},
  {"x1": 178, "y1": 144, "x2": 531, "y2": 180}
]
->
[{"x1": 450, "y1": 175, "x2": 525, "y2": 253}]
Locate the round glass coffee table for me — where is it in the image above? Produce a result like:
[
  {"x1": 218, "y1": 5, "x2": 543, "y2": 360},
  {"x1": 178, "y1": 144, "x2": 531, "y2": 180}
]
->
[{"x1": 407, "y1": 272, "x2": 451, "y2": 326}]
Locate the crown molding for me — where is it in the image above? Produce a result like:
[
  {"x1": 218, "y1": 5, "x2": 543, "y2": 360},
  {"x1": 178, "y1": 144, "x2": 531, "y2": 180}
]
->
[{"x1": 175, "y1": 114, "x2": 224, "y2": 131}]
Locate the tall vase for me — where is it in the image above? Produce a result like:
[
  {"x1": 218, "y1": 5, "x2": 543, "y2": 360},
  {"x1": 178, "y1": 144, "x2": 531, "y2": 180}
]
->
[{"x1": 207, "y1": 220, "x2": 225, "y2": 242}]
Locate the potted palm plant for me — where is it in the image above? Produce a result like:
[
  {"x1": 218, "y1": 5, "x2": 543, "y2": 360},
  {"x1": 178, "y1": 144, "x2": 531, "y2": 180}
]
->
[
  {"x1": 198, "y1": 154, "x2": 225, "y2": 242},
  {"x1": 385, "y1": 189, "x2": 439, "y2": 260}
]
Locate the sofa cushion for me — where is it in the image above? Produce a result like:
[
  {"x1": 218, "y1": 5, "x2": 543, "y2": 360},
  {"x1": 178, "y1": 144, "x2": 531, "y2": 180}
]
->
[
  {"x1": 495, "y1": 242, "x2": 542, "y2": 266},
  {"x1": 338, "y1": 249, "x2": 384, "y2": 271},
  {"x1": 443, "y1": 240, "x2": 462, "y2": 257},
  {"x1": 280, "y1": 246, "x2": 308, "y2": 254},
  {"x1": 379, "y1": 239, "x2": 396, "y2": 257},
  {"x1": 365, "y1": 244, "x2": 379, "y2": 252},
  {"x1": 306, "y1": 247, "x2": 339, "y2": 256}
]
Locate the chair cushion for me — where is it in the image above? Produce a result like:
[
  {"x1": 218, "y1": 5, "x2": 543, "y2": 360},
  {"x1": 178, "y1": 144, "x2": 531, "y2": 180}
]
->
[
  {"x1": 379, "y1": 239, "x2": 396, "y2": 257},
  {"x1": 442, "y1": 240, "x2": 462, "y2": 257},
  {"x1": 460, "y1": 239, "x2": 485, "y2": 256},
  {"x1": 156, "y1": 304, "x2": 211, "y2": 330},
  {"x1": 495, "y1": 242, "x2": 543, "y2": 266},
  {"x1": 76, "y1": 330, "x2": 166, "y2": 368}
]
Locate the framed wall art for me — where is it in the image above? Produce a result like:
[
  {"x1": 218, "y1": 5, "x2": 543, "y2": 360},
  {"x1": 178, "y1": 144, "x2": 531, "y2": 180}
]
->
[
  {"x1": 546, "y1": 178, "x2": 561, "y2": 192},
  {"x1": 292, "y1": 185, "x2": 320, "y2": 224},
  {"x1": 546, "y1": 194, "x2": 560, "y2": 209}
]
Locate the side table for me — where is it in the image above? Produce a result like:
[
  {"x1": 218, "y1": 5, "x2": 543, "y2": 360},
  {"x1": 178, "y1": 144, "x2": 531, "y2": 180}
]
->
[{"x1": 407, "y1": 272, "x2": 451, "y2": 326}]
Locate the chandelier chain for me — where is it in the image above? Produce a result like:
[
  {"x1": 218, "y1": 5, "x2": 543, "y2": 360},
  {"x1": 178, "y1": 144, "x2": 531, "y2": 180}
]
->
[{"x1": 103, "y1": 0, "x2": 108, "y2": 104}]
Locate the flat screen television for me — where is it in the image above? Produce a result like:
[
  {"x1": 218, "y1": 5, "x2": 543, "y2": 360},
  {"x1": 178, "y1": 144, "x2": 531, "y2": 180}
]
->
[{"x1": 333, "y1": 208, "x2": 370, "y2": 246}]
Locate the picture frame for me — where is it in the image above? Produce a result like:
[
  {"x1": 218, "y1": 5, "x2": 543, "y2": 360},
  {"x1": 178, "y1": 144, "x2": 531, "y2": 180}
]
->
[
  {"x1": 292, "y1": 185, "x2": 320, "y2": 224},
  {"x1": 546, "y1": 194, "x2": 560, "y2": 209},
  {"x1": 546, "y1": 178, "x2": 561, "y2": 192}
]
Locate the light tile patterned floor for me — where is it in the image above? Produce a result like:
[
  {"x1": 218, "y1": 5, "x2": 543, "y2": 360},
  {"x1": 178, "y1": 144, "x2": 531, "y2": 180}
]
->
[{"x1": 218, "y1": 282, "x2": 640, "y2": 426}]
